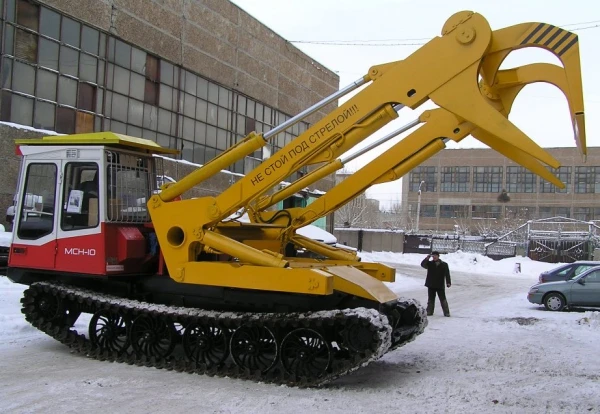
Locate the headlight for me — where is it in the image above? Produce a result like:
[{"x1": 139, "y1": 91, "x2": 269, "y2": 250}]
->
[{"x1": 529, "y1": 287, "x2": 540, "y2": 294}]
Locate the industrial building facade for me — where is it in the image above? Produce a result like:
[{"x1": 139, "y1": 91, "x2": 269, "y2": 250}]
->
[
  {"x1": 401, "y1": 147, "x2": 600, "y2": 233},
  {"x1": 0, "y1": 0, "x2": 340, "y2": 228}
]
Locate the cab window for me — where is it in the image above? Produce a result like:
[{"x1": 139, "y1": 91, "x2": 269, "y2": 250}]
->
[
  {"x1": 16, "y1": 163, "x2": 57, "y2": 240},
  {"x1": 61, "y1": 162, "x2": 99, "y2": 230}
]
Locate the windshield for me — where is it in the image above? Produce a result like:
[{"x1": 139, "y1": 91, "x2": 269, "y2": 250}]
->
[
  {"x1": 568, "y1": 264, "x2": 598, "y2": 279},
  {"x1": 571, "y1": 265, "x2": 600, "y2": 280}
]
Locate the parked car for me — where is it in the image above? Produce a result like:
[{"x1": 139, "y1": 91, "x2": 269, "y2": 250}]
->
[
  {"x1": 537, "y1": 261, "x2": 600, "y2": 283},
  {"x1": 528, "y1": 265, "x2": 600, "y2": 311}
]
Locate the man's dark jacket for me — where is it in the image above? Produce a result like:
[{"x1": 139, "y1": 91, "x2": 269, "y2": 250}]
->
[{"x1": 421, "y1": 258, "x2": 451, "y2": 289}]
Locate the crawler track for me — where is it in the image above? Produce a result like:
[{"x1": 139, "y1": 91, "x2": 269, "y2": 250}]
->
[{"x1": 21, "y1": 281, "x2": 427, "y2": 387}]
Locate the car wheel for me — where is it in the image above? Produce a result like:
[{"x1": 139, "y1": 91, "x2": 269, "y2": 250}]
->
[{"x1": 544, "y1": 292, "x2": 566, "y2": 311}]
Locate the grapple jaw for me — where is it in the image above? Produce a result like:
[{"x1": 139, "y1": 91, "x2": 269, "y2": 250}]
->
[
  {"x1": 422, "y1": 16, "x2": 586, "y2": 192},
  {"x1": 480, "y1": 23, "x2": 586, "y2": 156},
  {"x1": 469, "y1": 62, "x2": 582, "y2": 189}
]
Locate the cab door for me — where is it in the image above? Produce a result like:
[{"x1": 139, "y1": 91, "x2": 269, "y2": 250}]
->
[
  {"x1": 9, "y1": 161, "x2": 60, "y2": 270},
  {"x1": 54, "y1": 161, "x2": 105, "y2": 275},
  {"x1": 570, "y1": 269, "x2": 600, "y2": 307}
]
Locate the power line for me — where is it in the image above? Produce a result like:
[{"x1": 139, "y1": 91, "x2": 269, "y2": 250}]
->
[
  {"x1": 290, "y1": 19, "x2": 600, "y2": 47},
  {"x1": 292, "y1": 41, "x2": 426, "y2": 47},
  {"x1": 560, "y1": 19, "x2": 600, "y2": 27}
]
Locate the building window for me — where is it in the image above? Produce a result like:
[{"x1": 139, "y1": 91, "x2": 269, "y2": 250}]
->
[
  {"x1": 77, "y1": 83, "x2": 96, "y2": 112},
  {"x1": 540, "y1": 166, "x2": 571, "y2": 193},
  {"x1": 1, "y1": 2, "x2": 313, "y2": 177},
  {"x1": 440, "y1": 166, "x2": 470, "y2": 192},
  {"x1": 420, "y1": 204, "x2": 437, "y2": 218},
  {"x1": 439, "y1": 205, "x2": 469, "y2": 218},
  {"x1": 572, "y1": 207, "x2": 600, "y2": 221},
  {"x1": 56, "y1": 107, "x2": 76, "y2": 134},
  {"x1": 575, "y1": 166, "x2": 600, "y2": 193},
  {"x1": 15, "y1": 29, "x2": 38, "y2": 63},
  {"x1": 505, "y1": 206, "x2": 535, "y2": 220},
  {"x1": 473, "y1": 167, "x2": 503, "y2": 193},
  {"x1": 573, "y1": 207, "x2": 591, "y2": 221},
  {"x1": 472, "y1": 205, "x2": 502, "y2": 219},
  {"x1": 538, "y1": 206, "x2": 571, "y2": 219},
  {"x1": 538, "y1": 207, "x2": 551, "y2": 219},
  {"x1": 144, "y1": 54, "x2": 159, "y2": 105},
  {"x1": 17, "y1": 0, "x2": 40, "y2": 31},
  {"x1": 555, "y1": 207, "x2": 571, "y2": 218},
  {"x1": 506, "y1": 166, "x2": 536, "y2": 193},
  {"x1": 409, "y1": 166, "x2": 437, "y2": 192}
]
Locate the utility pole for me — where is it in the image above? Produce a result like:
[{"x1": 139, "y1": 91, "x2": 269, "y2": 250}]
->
[{"x1": 416, "y1": 180, "x2": 425, "y2": 233}]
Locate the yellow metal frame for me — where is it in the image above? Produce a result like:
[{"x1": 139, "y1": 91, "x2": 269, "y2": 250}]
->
[
  {"x1": 168, "y1": 262, "x2": 397, "y2": 303},
  {"x1": 15, "y1": 131, "x2": 179, "y2": 155},
  {"x1": 242, "y1": 61, "x2": 580, "y2": 265},
  {"x1": 144, "y1": 11, "x2": 587, "y2": 303},
  {"x1": 287, "y1": 259, "x2": 396, "y2": 283}
]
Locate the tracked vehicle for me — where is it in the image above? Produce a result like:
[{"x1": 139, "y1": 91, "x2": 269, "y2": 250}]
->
[{"x1": 7, "y1": 11, "x2": 586, "y2": 386}]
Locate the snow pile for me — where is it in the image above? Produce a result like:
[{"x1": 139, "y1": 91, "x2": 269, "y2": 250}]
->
[
  {"x1": 578, "y1": 311, "x2": 600, "y2": 328},
  {"x1": 359, "y1": 250, "x2": 561, "y2": 278}
]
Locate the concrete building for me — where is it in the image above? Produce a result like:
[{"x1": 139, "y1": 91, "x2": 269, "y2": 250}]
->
[
  {"x1": 401, "y1": 147, "x2": 600, "y2": 233},
  {"x1": 0, "y1": 0, "x2": 340, "y2": 229}
]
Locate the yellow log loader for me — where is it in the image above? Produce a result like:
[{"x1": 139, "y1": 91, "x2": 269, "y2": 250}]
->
[{"x1": 7, "y1": 11, "x2": 586, "y2": 386}]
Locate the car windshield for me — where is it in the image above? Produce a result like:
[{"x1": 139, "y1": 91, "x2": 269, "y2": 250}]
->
[
  {"x1": 568, "y1": 265, "x2": 599, "y2": 279},
  {"x1": 551, "y1": 264, "x2": 572, "y2": 275}
]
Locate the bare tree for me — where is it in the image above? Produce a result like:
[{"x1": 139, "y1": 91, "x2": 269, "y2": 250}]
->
[
  {"x1": 472, "y1": 217, "x2": 499, "y2": 238},
  {"x1": 334, "y1": 168, "x2": 383, "y2": 228},
  {"x1": 452, "y1": 215, "x2": 471, "y2": 236},
  {"x1": 381, "y1": 201, "x2": 406, "y2": 230},
  {"x1": 472, "y1": 207, "x2": 532, "y2": 239},
  {"x1": 334, "y1": 194, "x2": 370, "y2": 228}
]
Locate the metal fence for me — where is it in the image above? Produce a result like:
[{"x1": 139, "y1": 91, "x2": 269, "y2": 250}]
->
[
  {"x1": 413, "y1": 235, "x2": 516, "y2": 260},
  {"x1": 334, "y1": 229, "x2": 517, "y2": 260}
]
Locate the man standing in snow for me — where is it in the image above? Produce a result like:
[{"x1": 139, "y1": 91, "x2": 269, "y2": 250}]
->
[{"x1": 421, "y1": 251, "x2": 451, "y2": 317}]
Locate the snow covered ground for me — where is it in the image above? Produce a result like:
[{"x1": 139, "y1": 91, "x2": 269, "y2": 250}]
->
[{"x1": 1, "y1": 252, "x2": 599, "y2": 413}]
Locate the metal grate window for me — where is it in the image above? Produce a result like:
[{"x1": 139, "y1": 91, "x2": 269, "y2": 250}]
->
[{"x1": 105, "y1": 150, "x2": 153, "y2": 223}]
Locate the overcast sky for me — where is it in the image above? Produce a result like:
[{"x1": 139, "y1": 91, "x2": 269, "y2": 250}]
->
[{"x1": 231, "y1": 0, "x2": 600, "y2": 206}]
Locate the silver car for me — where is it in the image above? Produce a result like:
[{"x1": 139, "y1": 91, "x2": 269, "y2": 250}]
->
[{"x1": 528, "y1": 265, "x2": 600, "y2": 311}]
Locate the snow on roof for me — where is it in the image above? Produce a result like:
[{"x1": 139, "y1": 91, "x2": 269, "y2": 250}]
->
[
  {"x1": 0, "y1": 121, "x2": 64, "y2": 136},
  {"x1": 228, "y1": 213, "x2": 337, "y2": 244},
  {"x1": 309, "y1": 189, "x2": 326, "y2": 195},
  {"x1": 335, "y1": 227, "x2": 404, "y2": 233},
  {"x1": 296, "y1": 224, "x2": 336, "y2": 244}
]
